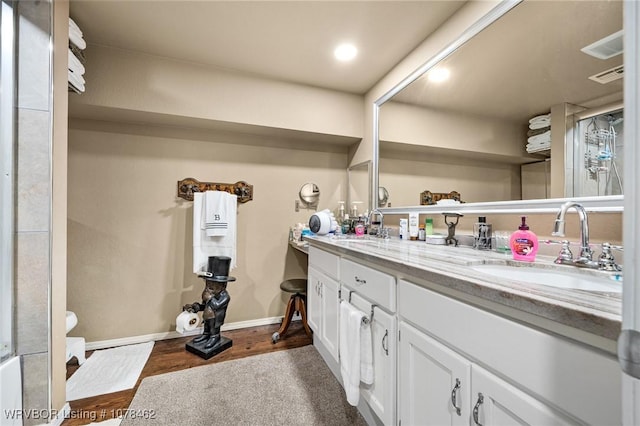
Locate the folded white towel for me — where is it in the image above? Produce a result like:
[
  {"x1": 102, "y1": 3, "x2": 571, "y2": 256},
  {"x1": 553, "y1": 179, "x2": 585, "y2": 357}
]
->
[
  {"x1": 529, "y1": 113, "x2": 550, "y2": 123},
  {"x1": 69, "y1": 27, "x2": 86, "y2": 50},
  {"x1": 203, "y1": 191, "x2": 234, "y2": 237},
  {"x1": 193, "y1": 192, "x2": 237, "y2": 273},
  {"x1": 527, "y1": 130, "x2": 551, "y2": 145},
  {"x1": 69, "y1": 18, "x2": 82, "y2": 35},
  {"x1": 340, "y1": 300, "x2": 371, "y2": 406},
  {"x1": 68, "y1": 70, "x2": 85, "y2": 93},
  {"x1": 529, "y1": 120, "x2": 550, "y2": 130},
  {"x1": 68, "y1": 49, "x2": 85, "y2": 75},
  {"x1": 526, "y1": 143, "x2": 551, "y2": 152}
]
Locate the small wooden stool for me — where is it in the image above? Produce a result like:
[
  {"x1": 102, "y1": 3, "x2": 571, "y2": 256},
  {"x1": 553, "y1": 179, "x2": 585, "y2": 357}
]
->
[{"x1": 271, "y1": 279, "x2": 313, "y2": 343}]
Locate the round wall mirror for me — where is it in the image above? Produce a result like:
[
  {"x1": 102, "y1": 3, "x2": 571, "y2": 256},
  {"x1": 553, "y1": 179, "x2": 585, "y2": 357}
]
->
[
  {"x1": 378, "y1": 186, "x2": 389, "y2": 207},
  {"x1": 299, "y1": 183, "x2": 320, "y2": 208}
]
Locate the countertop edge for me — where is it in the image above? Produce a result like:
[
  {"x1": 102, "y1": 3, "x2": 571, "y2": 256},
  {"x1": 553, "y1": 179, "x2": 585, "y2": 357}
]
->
[{"x1": 305, "y1": 236, "x2": 621, "y2": 342}]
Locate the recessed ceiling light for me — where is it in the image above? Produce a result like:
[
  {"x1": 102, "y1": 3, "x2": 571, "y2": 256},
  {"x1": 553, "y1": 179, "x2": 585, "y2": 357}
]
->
[
  {"x1": 334, "y1": 43, "x2": 357, "y2": 62},
  {"x1": 427, "y1": 67, "x2": 450, "y2": 83}
]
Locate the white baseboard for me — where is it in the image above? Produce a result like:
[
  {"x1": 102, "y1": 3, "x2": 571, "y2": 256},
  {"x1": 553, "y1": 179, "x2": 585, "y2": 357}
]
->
[{"x1": 84, "y1": 316, "x2": 290, "y2": 351}]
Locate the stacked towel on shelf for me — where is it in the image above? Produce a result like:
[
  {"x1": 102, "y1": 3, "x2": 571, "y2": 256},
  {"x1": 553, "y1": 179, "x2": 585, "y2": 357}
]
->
[
  {"x1": 68, "y1": 18, "x2": 86, "y2": 93},
  {"x1": 526, "y1": 113, "x2": 551, "y2": 153}
]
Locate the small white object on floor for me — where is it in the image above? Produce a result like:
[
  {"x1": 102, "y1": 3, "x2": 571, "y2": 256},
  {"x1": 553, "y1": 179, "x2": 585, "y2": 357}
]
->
[{"x1": 66, "y1": 341, "x2": 154, "y2": 401}]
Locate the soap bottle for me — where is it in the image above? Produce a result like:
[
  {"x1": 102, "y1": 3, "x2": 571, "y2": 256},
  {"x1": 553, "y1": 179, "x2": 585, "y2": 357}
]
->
[
  {"x1": 509, "y1": 216, "x2": 539, "y2": 262},
  {"x1": 473, "y1": 216, "x2": 492, "y2": 250},
  {"x1": 425, "y1": 218, "x2": 434, "y2": 236}
]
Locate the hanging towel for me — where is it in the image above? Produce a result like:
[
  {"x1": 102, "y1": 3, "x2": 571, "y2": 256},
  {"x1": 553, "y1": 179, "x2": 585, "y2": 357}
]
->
[
  {"x1": 193, "y1": 192, "x2": 237, "y2": 274},
  {"x1": 339, "y1": 300, "x2": 371, "y2": 406},
  {"x1": 360, "y1": 317, "x2": 373, "y2": 385},
  {"x1": 203, "y1": 191, "x2": 233, "y2": 236}
]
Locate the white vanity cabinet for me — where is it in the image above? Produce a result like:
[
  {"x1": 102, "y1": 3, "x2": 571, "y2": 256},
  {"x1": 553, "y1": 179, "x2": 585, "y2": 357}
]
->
[
  {"x1": 308, "y1": 247, "x2": 340, "y2": 363},
  {"x1": 399, "y1": 321, "x2": 471, "y2": 425},
  {"x1": 397, "y1": 279, "x2": 622, "y2": 426},
  {"x1": 399, "y1": 321, "x2": 574, "y2": 425},
  {"x1": 341, "y1": 258, "x2": 397, "y2": 426}
]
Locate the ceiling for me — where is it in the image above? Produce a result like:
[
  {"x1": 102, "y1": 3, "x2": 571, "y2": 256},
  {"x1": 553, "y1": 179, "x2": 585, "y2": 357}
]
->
[
  {"x1": 389, "y1": 0, "x2": 624, "y2": 123},
  {"x1": 69, "y1": 1, "x2": 467, "y2": 95}
]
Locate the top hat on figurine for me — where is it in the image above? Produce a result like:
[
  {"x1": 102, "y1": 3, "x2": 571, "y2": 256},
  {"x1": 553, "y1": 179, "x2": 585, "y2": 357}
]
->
[{"x1": 198, "y1": 256, "x2": 236, "y2": 282}]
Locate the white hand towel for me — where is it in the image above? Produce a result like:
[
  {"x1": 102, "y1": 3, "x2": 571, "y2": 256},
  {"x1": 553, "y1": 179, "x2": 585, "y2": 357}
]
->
[
  {"x1": 360, "y1": 319, "x2": 373, "y2": 385},
  {"x1": 203, "y1": 191, "x2": 233, "y2": 236},
  {"x1": 340, "y1": 300, "x2": 366, "y2": 406},
  {"x1": 193, "y1": 192, "x2": 237, "y2": 274}
]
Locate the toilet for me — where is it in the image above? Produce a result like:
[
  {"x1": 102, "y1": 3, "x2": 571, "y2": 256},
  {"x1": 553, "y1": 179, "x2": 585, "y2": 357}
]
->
[{"x1": 66, "y1": 311, "x2": 86, "y2": 365}]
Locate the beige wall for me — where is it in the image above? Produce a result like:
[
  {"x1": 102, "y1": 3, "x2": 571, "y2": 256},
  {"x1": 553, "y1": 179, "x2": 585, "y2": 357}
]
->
[
  {"x1": 67, "y1": 120, "x2": 347, "y2": 342},
  {"x1": 380, "y1": 155, "x2": 521, "y2": 207},
  {"x1": 71, "y1": 45, "x2": 364, "y2": 140},
  {"x1": 380, "y1": 101, "x2": 526, "y2": 159}
]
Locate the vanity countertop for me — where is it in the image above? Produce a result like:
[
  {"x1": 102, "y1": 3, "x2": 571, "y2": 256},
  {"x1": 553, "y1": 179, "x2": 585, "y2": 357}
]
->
[{"x1": 304, "y1": 235, "x2": 621, "y2": 341}]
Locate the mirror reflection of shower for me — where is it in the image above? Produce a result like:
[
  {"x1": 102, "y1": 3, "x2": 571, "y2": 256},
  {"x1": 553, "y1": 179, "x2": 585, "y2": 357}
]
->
[{"x1": 575, "y1": 109, "x2": 623, "y2": 197}]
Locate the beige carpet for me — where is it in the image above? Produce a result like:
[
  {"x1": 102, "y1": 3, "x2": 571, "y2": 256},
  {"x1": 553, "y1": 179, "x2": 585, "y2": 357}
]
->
[{"x1": 121, "y1": 345, "x2": 366, "y2": 425}]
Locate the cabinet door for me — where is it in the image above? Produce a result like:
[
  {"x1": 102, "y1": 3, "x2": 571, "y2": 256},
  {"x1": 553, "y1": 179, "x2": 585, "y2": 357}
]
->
[
  {"x1": 361, "y1": 306, "x2": 397, "y2": 426},
  {"x1": 307, "y1": 267, "x2": 322, "y2": 335},
  {"x1": 320, "y1": 274, "x2": 340, "y2": 363},
  {"x1": 398, "y1": 321, "x2": 471, "y2": 426},
  {"x1": 470, "y1": 365, "x2": 577, "y2": 426}
]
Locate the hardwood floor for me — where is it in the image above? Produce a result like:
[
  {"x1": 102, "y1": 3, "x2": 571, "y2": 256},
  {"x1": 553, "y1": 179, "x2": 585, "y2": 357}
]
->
[{"x1": 63, "y1": 322, "x2": 312, "y2": 426}]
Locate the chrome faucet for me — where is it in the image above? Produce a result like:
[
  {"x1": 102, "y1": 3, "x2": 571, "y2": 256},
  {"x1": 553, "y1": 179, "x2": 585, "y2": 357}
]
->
[
  {"x1": 368, "y1": 208, "x2": 386, "y2": 238},
  {"x1": 552, "y1": 201, "x2": 598, "y2": 269}
]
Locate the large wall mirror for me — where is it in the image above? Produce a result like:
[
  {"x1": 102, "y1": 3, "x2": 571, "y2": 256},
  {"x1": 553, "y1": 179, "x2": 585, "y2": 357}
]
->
[
  {"x1": 375, "y1": 0, "x2": 624, "y2": 213},
  {"x1": 348, "y1": 161, "x2": 371, "y2": 217}
]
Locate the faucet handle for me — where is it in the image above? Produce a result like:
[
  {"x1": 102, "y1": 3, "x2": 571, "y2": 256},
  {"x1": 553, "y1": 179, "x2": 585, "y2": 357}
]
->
[
  {"x1": 598, "y1": 242, "x2": 622, "y2": 272},
  {"x1": 554, "y1": 240, "x2": 573, "y2": 265}
]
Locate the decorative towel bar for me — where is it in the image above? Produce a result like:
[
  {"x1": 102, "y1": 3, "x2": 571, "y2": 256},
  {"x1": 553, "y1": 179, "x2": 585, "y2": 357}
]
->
[
  {"x1": 346, "y1": 290, "x2": 375, "y2": 324},
  {"x1": 177, "y1": 177, "x2": 253, "y2": 203}
]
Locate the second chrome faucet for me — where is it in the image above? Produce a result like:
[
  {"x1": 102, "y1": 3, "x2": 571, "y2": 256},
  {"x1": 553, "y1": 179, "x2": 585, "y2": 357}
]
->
[{"x1": 551, "y1": 201, "x2": 621, "y2": 271}]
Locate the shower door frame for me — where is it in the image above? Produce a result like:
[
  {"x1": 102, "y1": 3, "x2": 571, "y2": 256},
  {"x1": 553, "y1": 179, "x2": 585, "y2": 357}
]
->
[
  {"x1": 570, "y1": 101, "x2": 624, "y2": 198},
  {"x1": 0, "y1": 0, "x2": 16, "y2": 364}
]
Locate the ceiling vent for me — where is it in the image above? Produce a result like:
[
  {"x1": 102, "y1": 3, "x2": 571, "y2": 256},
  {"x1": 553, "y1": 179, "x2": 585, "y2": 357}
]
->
[
  {"x1": 581, "y1": 30, "x2": 624, "y2": 60},
  {"x1": 589, "y1": 65, "x2": 624, "y2": 84}
]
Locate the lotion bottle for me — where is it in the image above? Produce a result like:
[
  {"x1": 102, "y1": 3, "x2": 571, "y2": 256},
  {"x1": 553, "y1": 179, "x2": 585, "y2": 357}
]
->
[{"x1": 509, "y1": 216, "x2": 538, "y2": 262}]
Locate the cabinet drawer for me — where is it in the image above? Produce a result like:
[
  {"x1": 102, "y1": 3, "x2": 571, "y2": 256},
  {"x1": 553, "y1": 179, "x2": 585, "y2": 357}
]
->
[
  {"x1": 309, "y1": 246, "x2": 339, "y2": 279},
  {"x1": 341, "y1": 259, "x2": 395, "y2": 312}
]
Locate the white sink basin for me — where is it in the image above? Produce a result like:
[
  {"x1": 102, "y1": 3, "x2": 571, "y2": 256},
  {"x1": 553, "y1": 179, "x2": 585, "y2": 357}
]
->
[
  {"x1": 332, "y1": 238, "x2": 379, "y2": 244},
  {"x1": 471, "y1": 264, "x2": 622, "y2": 293}
]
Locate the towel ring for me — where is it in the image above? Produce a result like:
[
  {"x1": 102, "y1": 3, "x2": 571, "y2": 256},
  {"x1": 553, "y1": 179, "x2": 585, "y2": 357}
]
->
[{"x1": 345, "y1": 290, "x2": 375, "y2": 325}]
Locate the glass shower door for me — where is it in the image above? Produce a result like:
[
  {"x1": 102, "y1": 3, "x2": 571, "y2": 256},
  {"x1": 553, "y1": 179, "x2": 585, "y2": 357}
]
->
[
  {"x1": 573, "y1": 108, "x2": 624, "y2": 197},
  {"x1": 0, "y1": 0, "x2": 16, "y2": 363}
]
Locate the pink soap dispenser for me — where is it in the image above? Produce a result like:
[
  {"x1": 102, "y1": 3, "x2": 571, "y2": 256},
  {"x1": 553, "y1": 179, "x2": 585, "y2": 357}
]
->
[{"x1": 509, "y1": 216, "x2": 539, "y2": 262}]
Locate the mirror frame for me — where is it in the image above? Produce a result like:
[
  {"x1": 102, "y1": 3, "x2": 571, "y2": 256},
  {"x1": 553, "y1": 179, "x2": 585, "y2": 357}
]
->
[{"x1": 372, "y1": 0, "x2": 624, "y2": 215}]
